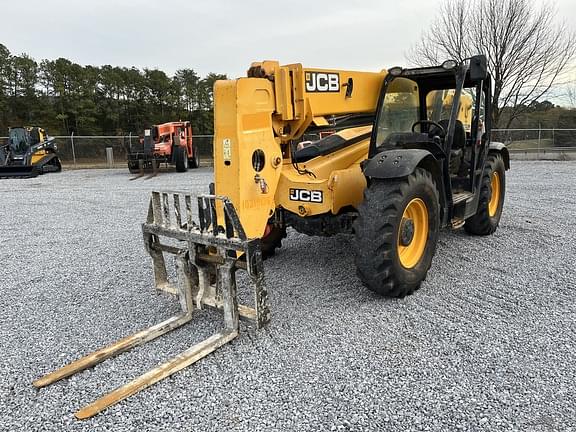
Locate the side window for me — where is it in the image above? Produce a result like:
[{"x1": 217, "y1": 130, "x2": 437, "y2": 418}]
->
[
  {"x1": 376, "y1": 78, "x2": 419, "y2": 146},
  {"x1": 471, "y1": 86, "x2": 485, "y2": 138},
  {"x1": 427, "y1": 89, "x2": 454, "y2": 123},
  {"x1": 460, "y1": 89, "x2": 474, "y2": 133},
  {"x1": 426, "y1": 89, "x2": 475, "y2": 133}
]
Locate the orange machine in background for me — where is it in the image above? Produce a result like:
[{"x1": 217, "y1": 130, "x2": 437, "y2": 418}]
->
[{"x1": 127, "y1": 121, "x2": 199, "y2": 173}]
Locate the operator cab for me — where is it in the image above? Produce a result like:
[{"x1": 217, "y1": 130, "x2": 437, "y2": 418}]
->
[
  {"x1": 8, "y1": 127, "x2": 31, "y2": 156},
  {"x1": 370, "y1": 56, "x2": 491, "y2": 193}
]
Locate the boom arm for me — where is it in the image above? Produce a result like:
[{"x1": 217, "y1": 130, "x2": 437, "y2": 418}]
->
[
  {"x1": 213, "y1": 61, "x2": 386, "y2": 239},
  {"x1": 246, "y1": 61, "x2": 385, "y2": 141}
]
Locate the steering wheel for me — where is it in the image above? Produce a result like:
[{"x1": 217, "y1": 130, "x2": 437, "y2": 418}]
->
[{"x1": 411, "y1": 120, "x2": 446, "y2": 137}]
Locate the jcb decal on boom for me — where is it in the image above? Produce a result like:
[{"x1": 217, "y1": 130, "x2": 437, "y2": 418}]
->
[
  {"x1": 289, "y1": 188, "x2": 323, "y2": 203},
  {"x1": 305, "y1": 72, "x2": 339, "y2": 93}
]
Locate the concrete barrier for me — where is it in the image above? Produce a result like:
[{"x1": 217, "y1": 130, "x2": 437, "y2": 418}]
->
[{"x1": 509, "y1": 150, "x2": 576, "y2": 161}]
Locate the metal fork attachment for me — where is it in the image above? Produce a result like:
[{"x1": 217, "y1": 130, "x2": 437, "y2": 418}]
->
[
  {"x1": 129, "y1": 158, "x2": 160, "y2": 181},
  {"x1": 33, "y1": 192, "x2": 269, "y2": 419}
]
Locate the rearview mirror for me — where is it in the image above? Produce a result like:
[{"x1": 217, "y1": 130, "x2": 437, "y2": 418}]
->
[{"x1": 470, "y1": 55, "x2": 488, "y2": 81}]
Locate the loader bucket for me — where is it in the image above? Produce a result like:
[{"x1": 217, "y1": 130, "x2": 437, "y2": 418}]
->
[
  {"x1": 0, "y1": 164, "x2": 41, "y2": 178},
  {"x1": 33, "y1": 191, "x2": 269, "y2": 419}
]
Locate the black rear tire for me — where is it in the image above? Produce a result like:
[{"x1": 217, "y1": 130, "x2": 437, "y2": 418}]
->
[
  {"x1": 353, "y1": 168, "x2": 440, "y2": 297},
  {"x1": 464, "y1": 154, "x2": 506, "y2": 235},
  {"x1": 174, "y1": 146, "x2": 188, "y2": 172},
  {"x1": 189, "y1": 147, "x2": 200, "y2": 169}
]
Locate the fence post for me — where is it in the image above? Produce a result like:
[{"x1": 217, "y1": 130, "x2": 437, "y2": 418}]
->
[
  {"x1": 552, "y1": 128, "x2": 555, "y2": 148},
  {"x1": 71, "y1": 131, "x2": 77, "y2": 168},
  {"x1": 106, "y1": 147, "x2": 114, "y2": 168},
  {"x1": 537, "y1": 123, "x2": 541, "y2": 158}
]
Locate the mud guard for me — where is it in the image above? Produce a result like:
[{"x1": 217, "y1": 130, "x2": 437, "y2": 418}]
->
[
  {"x1": 489, "y1": 141, "x2": 510, "y2": 170},
  {"x1": 362, "y1": 149, "x2": 437, "y2": 179}
]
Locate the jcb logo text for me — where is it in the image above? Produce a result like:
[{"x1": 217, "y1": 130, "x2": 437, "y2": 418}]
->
[
  {"x1": 289, "y1": 188, "x2": 323, "y2": 203},
  {"x1": 305, "y1": 72, "x2": 339, "y2": 93}
]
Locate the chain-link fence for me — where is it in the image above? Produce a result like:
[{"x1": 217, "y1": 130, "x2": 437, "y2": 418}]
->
[
  {"x1": 492, "y1": 128, "x2": 576, "y2": 160},
  {"x1": 4, "y1": 128, "x2": 576, "y2": 166},
  {"x1": 1, "y1": 134, "x2": 214, "y2": 168}
]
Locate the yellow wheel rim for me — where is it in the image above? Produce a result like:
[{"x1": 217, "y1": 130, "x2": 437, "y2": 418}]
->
[
  {"x1": 488, "y1": 171, "x2": 501, "y2": 217},
  {"x1": 397, "y1": 198, "x2": 429, "y2": 269}
]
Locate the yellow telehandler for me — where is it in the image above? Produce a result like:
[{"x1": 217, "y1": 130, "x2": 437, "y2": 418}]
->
[{"x1": 34, "y1": 55, "x2": 509, "y2": 418}]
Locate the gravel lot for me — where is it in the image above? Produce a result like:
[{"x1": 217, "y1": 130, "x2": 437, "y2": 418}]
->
[{"x1": 1, "y1": 161, "x2": 575, "y2": 432}]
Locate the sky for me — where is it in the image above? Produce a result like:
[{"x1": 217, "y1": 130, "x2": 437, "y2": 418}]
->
[{"x1": 1, "y1": 0, "x2": 575, "y2": 83}]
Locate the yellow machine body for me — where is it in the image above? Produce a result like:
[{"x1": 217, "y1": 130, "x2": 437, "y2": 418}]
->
[
  {"x1": 213, "y1": 61, "x2": 473, "y2": 240},
  {"x1": 26, "y1": 127, "x2": 49, "y2": 164},
  {"x1": 31, "y1": 150, "x2": 48, "y2": 164},
  {"x1": 213, "y1": 62, "x2": 385, "y2": 239},
  {"x1": 275, "y1": 126, "x2": 371, "y2": 218}
]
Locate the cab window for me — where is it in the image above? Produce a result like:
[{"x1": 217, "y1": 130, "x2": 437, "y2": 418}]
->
[{"x1": 375, "y1": 78, "x2": 419, "y2": 147}]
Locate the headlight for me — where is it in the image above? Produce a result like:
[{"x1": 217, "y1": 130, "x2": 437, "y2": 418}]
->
[
  {"x1": 388, "y1": 66, "x2": 403, "y2": 77},
  {"x1": 441, "y1": 59, "x2": 458, "y2": 70}
]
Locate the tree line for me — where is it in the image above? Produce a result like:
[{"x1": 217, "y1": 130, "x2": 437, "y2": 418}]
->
[{"x1": 0, "y1": 43, "x2": 226, "y2": 136}]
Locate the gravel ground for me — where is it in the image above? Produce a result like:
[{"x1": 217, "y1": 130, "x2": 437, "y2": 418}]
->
[{"x1": 1, "y1": 161, "x2": 575, "y2": 432}]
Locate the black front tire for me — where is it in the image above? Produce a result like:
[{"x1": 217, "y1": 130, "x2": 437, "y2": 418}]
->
[
  {"x1": 174, "y1": 146, "x2": 188, "y2": 172},
  {"x1": 260, "y1": 226, "x2": 287, "y2": 259},
  {"x1": 353, "y1": 168, "x2": 440, "y2": 297},
  {"x1": 128, "y1": 162, "x2": 139, "y2": 174},
  {"x1": 464, "y1": 153, "x2": 506, "y2": 235}
]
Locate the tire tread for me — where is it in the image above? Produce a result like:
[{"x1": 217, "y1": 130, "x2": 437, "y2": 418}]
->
[{"x1": 354, "y1": 168, "x2": 439, "y2": 298}]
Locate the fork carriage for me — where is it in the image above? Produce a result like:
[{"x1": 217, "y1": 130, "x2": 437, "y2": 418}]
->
[{"x1": 34, "y1": 191, "x2": 269, "y2": 419}]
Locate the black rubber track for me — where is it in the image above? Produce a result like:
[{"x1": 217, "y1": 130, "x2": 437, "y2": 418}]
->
[{"x1": 353, "y1": 168, "x2": 440, "y2": 298}]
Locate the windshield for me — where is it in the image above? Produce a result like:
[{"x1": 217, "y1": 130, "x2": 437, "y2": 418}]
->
[
  {"x1": 8, "y1": 129, "x2": 30, "y2": 154},
  {"x1": 375, "y1": 77, "x2": 419, "y2": 147}
]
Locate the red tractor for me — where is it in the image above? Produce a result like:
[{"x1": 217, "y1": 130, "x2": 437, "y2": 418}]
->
[{"x1": 127, "y1": 121, "x2": 199, "y2": 173}]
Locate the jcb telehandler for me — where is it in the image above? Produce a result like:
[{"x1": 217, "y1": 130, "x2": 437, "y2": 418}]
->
[
  {"x1": 0, "y1": 126, "x2": 62, "y2": 178},
  {"x1": 34, "y1": 55, "x2": 509, "y2": 418}
]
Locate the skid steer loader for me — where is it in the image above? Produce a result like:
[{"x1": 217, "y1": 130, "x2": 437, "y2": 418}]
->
[
  {"x1": 34, "y1": 55, "x2": 509, "y2": 418},
  {"x1": 0, "y1": 126, "x2": 61, "y2": 178}
]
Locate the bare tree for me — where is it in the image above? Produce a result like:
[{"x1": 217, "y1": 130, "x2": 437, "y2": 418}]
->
[
  {"x1": 408, "y1": 0, "x2": 576, "y2": 127},
  {"x1": 567, "y1": 79, "x2": 576, "y2": 108}
]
